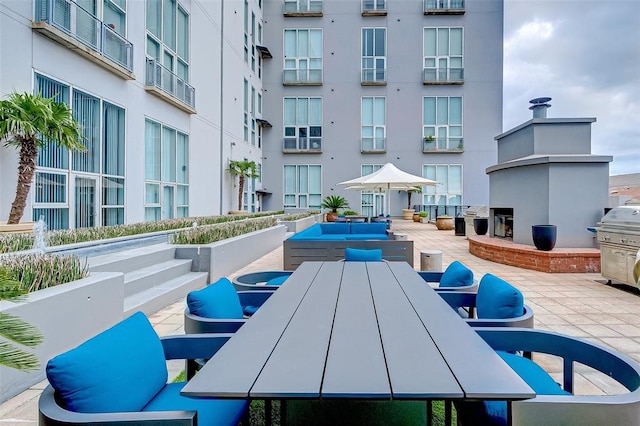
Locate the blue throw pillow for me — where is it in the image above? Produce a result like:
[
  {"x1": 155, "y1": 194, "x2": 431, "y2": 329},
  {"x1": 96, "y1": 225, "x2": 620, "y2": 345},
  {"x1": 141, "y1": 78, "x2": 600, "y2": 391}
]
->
[
  {"x1": 439, "y1": 261, "x2": 474, "y2": 288},
  {"x1": 344, "y1": 247, "x2": 383, "y2": 262},
  {"x1": 187, "y1": 277, "x2": 244, "y2": 319},
  {"x1": 320, "y1": 223, "x2": 351, "y2": 234},
  {"x1": 46, "y1": 312, "x2": 167, "y2": 413},
  {"x1": 266, "y1": 275, "x2": 288, "y2": 286},
  {"x1": 476, "y1": 274, "x2": 524, "y2": 319}
]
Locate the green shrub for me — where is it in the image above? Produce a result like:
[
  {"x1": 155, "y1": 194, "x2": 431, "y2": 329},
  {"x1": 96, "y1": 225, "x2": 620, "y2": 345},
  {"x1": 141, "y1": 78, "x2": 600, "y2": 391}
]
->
[
  {"x1": 0, "y1": 254, "x2": 89, "y2": 293},
  {"x1": 170, "y1": 217, "x2": 278, "y2": 245},
  {"x1": 419, "y1": 211, "x2": 428, "y2": 218},
  {"x1": 342, "y1": 210, "x2": 359, "y2": 216}
]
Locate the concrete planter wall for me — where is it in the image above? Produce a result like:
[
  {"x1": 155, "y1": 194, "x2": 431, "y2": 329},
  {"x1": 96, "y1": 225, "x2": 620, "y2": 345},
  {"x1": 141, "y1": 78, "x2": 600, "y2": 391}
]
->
[
  {"x1": 277, "y1": 214, "x2": 323, "y2": 233},
  {"x1": 175, "y1": 225, "x2": 288, "y2": 281},
  {"x1": 0, "y1": 272, "x2": 124, "y2": 403}
]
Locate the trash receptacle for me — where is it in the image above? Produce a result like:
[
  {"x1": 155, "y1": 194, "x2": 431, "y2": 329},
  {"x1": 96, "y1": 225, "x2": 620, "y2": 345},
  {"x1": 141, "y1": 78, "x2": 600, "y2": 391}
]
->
[
  {"x1": 455, "y1": 217, "x2": 466, "y2": 236},
  {"x1": 420, "y1": 250, "x2": 443, "y2": 272}
]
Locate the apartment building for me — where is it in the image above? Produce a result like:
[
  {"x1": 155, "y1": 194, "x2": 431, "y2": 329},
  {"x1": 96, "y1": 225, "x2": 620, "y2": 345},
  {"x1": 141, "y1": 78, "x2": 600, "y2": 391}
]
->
[
  {"x1": 0, "y1": 0, "x2": 503, "y2": 229},
  {"x1": 0, "y1": 0, "x2": 266, "y2": 229},
  {"x1": 260, "y1": 0, "x2": 503, "y2": 217}
]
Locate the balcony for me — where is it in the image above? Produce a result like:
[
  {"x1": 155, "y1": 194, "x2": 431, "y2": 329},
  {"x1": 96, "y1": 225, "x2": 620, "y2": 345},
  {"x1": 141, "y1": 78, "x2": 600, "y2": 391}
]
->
[
  {"x1": 283, "y1": 0, "x2": 323, "y2": 16},
  {"x1": 283, "y1": 137, "x2": 322, "y2": 153},
  {"x1": 283, "y1": 69, "x2": 323, "y2": 85},
  {"x1": 362, "y1": 0, "x2": 387, "y2": 16},
  {"x1": 423, "y1": 67, "x2": 464, "y2": 85},
  {"x1": 424, "y1": 0, "x2": 465, "y2": 14},
  {"x1": 32, "y1": 0, "x2": 134, "y2": 80},
  {"x1": 361, "y1": 68, "x2": 387, "y2": 86},
  {"x1": 145, "y1": 58, "x2": 196, "y2": 114},
  {"x1": 361, "y1": 138, "x2": 386, "y2": 153},
  {"x1": 422, "y1": 137, "x2": 464, "y2": 153}
]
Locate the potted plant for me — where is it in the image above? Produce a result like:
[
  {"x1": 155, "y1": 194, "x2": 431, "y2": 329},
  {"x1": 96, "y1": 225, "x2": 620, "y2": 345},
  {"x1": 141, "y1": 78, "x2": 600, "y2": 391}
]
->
[
  {"x1": 419, "y1": 211, "x2": 429, "y2": 223},
  {"x1": 227, "y1": 159, "x2": 259, "y2": 214},
  {"x1": 0, "y1": 92, "x2": 84, "y2": 228},
  {"x1": 402, "y1": 187, "x2": 422, "y2": 220},
  {"x1": 321, "y1": 195, "x2": 349, "y2": 222}
]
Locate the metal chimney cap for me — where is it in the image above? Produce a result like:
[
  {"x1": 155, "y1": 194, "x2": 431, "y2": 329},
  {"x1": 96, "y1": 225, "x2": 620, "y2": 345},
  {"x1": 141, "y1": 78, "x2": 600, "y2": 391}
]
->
[{"x1": 529, "y1": 97, "x2": 552, "y2": 105}]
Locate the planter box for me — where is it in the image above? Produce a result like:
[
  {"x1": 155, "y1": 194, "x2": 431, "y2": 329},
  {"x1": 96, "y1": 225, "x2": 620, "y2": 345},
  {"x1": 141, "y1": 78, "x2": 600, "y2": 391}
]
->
[
  {"x1": 0, "y1": 221, "x2": 35, "y2": 234},
  {"x1": 175, "y1": 225, "x2": 288, "y2": 280},
  {"x1": 0, "y1": 272, "x2": 124, "y2": 403},
  {"x1": 277, "y1": 213, "x2": 323, "y2": 233}
]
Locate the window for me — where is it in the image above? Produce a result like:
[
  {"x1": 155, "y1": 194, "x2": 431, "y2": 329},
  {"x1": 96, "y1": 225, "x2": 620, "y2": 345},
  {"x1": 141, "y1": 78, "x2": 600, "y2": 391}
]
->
[
  {"x1": 362, "y1": 28, "x2": 386, "y2": 83},
  {"x1": 362, "y1": 0, "x2": 385, "y2": 13},
  {"x1": 283, "y1": 165, "x2": 322, "y2": 209},
  {"x1": 244, "y1": 0, "x2": 249, "y2": 62},
  {"x1": 422, "y1": 164, "x2": 462, "y2": 206},
  {"x1": 243, "y1": 79, "x2": 249, "y2": 142},
  {"x1": 33, "y1": 73, "x2": 126, "y2": 230},
  {"x1": 283, "y1": 29, "x2": 322, "y2": 84},
  {"x1": 251, "y1": 86, "x2": 256, "y2": 145},
  {"x1": 283, "y1": 0, "x2": 323, "y2": 14},
  {"x1": 423, "y1": 27, "x2": 463, "y2": 83},
  {"x1": 423, "y1": 96, "x2": 463, "y2": 151},
  {"x1": 146, "y1": 0, "x2": 189, "y2": 83},
  {"x1": 145, "y1": 119, "x2": 189, "y2": 220},
  {"x1": 361, "y1": 97, "x2": 386, "y2": 152},
  {"x1": 361, "y1": 164, "x2": 385, "y2": 217},
  {"x1": 283, "y1": 97, "x2": 322, "y2": 151}
]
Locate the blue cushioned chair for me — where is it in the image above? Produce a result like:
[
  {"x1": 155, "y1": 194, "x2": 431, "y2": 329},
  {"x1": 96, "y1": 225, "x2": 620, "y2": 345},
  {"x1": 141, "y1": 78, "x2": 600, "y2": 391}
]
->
[
  {"x1": 438, "y1": 273, "x2": 534, "y2": 328},
  {"x1": 456, "y1": 327, "x2": 640, "y2": 426},
  {"x1": 344, "y1": 247, "x2": 383, "y2": 262},
  {"x1": 418, "y1": 260, "x2": 479, "y2": 292},
  {"x1": 39, "y1": 311, "x2": 247, "y2": 426},
  {"x1": 184, "y1": 277, "x2": 274, "y2": 334},
  {"x1": 232, "y1": 270, "x2": 293, "y2": 291}
]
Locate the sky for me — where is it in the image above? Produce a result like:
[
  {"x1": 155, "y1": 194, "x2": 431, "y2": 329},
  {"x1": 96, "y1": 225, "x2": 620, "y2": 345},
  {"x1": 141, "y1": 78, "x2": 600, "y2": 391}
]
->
[{"x1": 502, "y1": 0, "x2": 640, "y2": 176}]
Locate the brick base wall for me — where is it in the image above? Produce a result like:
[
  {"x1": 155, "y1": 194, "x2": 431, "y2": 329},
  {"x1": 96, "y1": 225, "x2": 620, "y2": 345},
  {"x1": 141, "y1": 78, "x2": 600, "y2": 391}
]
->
[{"x1": 468, "y1": 235, "x2": 601, "y2": 273}]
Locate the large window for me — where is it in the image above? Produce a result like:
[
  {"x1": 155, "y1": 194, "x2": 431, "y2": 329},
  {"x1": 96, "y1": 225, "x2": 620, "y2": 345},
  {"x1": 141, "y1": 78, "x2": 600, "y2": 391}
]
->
[
  {"x1": 361, "y1": 97, "x2": 385, "y2": 152},
  {"x1": 283, "y1": 165, "x2": 322, "y2": 209},
  {"x1": 422, "y1": 164, "x2": 462, "y2": 206},
  {"x1": 360, "y1": 164, "x2": 385, "y2": 217},
  {"x1": 33, "y1": 73, "x2": 126, "y2": 229},
  {"x1": 362, "y1": 28, "x2": 386, "y2": 83},
  {"x1": 423, "y1": 27, "x2": 463, "y2": 83},
  {"x1": 283, "y1": 97, "x2": 322, "y2": 151},
  {"x1": 423, "y1": 96, "x2": 462, "y2": 151},
  {"x1": 283, "y1": 0, "x2": 323, "y2": 14},
  {"x1": 146, "y1": 0, "x2": 189, "y2": 83},
  {"x1": 145, "y1": 119, "x2": 189, "y2": 221},
  {"x1": 283, "y1": 29, "x2": 322, "y2": 84}
]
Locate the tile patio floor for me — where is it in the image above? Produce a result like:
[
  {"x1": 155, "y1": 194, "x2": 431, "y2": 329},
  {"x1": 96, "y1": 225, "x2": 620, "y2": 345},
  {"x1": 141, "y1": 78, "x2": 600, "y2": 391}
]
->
[{"x1": 2, "y1": 220, "x2": 639, "y2": 424}]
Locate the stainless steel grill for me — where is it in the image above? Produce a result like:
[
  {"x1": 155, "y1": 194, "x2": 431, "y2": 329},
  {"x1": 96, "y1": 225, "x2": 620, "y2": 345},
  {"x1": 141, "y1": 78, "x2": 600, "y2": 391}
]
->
[{"x1": 597, "y1": 206, "x2": 640, "y2": 287}]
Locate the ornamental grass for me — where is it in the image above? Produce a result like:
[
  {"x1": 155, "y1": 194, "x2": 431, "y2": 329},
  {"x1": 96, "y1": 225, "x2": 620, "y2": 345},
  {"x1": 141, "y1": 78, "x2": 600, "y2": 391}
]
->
[{"x1": 0, "y1": 254, "x2": 88, "y2": 293}]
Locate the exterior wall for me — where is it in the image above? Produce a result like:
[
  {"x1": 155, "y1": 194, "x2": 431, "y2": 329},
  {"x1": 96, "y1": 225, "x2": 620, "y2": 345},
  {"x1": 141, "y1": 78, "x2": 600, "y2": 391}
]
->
[{"x1": 260, "y1": 0, "x2": 503, "y2": 215}]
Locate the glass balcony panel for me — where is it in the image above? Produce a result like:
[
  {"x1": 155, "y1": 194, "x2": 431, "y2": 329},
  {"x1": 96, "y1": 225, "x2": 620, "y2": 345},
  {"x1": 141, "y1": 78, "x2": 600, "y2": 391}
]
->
[
  {"x1": 361, "y1": 68, "x2": 386, "y2": 83},
  {"x1": 423, "y1": 67, "x2": 464, "y2": 83},
  {"x1": 145, "y1": 58, "x2": 196, "y2": 109},
  {"x1": 424, "y1": 0, "x2": 465, "y2": 12},
  {"x1": 282, "y1": 68, "x2": 322, "y2": 84},
  {"x1": 283, "y1": 137, "x2": 322, "y2": 152},
  {"x1": 361, "y1": 138, "x2": 386, "y2": 152},
  {"x1": 422, "y1": 137, "x2": 464, "y2": 152}
]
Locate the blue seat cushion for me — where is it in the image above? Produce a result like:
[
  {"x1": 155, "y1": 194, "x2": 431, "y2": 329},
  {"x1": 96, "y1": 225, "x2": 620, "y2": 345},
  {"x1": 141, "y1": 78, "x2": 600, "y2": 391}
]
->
[
  {"x1": 476, "y1": 274, "x2": 524, "y2": 319},
  {"x1": 243, "y1": 305, "x2": 259, "y2": 316},
  {"x1": 46, "y1": 312, "x2": 167, "y2": 413},
  {"x1": 345, "y1": 234, "x2": 388, "y2": 240},
  {"x1": 266, "y1": 275, "x2": 288, "y2": 286},
  {"x1": 187, "y1": 277, "x2": 244, "y2": 319},
  {"x1": 315, "y1": 235, "x2": 347, "y2": 240},
  {"x1": 143, "y1": 382, "x2": 248, "y2": 426},
  {"x1": 344, "y1": 247, "x2": 383, "y2": 262},
  {"x1": 439, "y1": 261, "x2": 474, "y2": 288},
  {"x1": 350, "y1": 223, "x2": 387, "y2": 234},
  {"x1": 320, "y1": 223, "x2": 351, "y2": 234},
  {"x1": 479, "y1": 352, "x2": 570, "y2": 426}
]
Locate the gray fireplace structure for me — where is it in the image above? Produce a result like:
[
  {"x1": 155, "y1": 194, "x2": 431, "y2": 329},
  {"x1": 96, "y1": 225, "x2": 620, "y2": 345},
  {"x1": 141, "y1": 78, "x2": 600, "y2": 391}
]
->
[{"x1": 486, "y1": 99, "x2": 613, "y2": 248}]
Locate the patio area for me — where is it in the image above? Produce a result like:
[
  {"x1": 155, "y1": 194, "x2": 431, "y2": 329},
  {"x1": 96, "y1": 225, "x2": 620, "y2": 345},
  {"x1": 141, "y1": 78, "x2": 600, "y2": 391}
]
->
[{"x1": 3, "y1": 220, "x2": 640, "y2": 424}]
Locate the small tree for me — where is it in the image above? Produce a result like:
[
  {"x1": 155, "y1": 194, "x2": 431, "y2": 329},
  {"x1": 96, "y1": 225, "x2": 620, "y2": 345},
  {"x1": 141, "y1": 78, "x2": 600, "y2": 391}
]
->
[
  {"x1": 0, "y1": 92, "x2": 84, "y2": 224},
  {"x1": 227, "y1": 160, "x2": 259, "y2": 211}
]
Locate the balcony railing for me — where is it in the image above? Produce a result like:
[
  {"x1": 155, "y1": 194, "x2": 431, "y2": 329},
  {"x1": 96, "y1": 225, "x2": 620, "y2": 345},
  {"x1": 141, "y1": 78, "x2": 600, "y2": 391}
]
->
[
  {"x1": 361, "y1": 68, "x2": 387, "y2": 85},
  {"x1": 34, "y1": 0, "x2": 133, "y2": 72},
  {"x1": 422, "y1": 137, "x2": 464, "y2": 153},
  {"x1": 283, "y1": 0, "x2": 323, "y2": 16},
  {"x1": 283, "y1": 69, "x2": 323, "y2": 85},
  {"x1": 362, "y1": 0, "x2": 387, "y2": 15},
  {"x1": 361, "y1": 138, "x2": 386, "y2": 153},
  {"x1": 423, "y1": 67, "x2": 464, "y2": 84},
  {"x1": 283, "y1": 137, "x2": 322, "y2": 153},
  {"x1": 424, "y1": 0, "x2": 465, "y2": 14},
  {"x1": 145, "y1": 58, "x2": 196, "y2": 111}
]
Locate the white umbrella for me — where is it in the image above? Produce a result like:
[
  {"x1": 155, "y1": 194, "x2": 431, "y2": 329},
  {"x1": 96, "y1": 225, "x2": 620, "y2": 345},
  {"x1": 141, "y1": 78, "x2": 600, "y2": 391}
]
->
[{"x1": 338, "y1": 163, "x2": 438, "y2": 215}]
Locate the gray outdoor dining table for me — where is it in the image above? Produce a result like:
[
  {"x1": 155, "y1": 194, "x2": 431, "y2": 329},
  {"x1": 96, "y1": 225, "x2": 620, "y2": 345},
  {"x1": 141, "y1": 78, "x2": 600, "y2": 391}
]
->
[{"x1": 181, "y1": 261, "x2": 534, "y2": 422}]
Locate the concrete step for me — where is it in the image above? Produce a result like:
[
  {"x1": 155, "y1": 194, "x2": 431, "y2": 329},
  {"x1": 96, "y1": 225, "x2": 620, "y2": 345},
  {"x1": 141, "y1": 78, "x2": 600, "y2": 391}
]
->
[
  {"x1": 124, "y1": 271, "x2": 208, "y2": 317},
  {"x1": 88, "y1": 243, "x2": 176, "y2": 274},
  {"x1": 124, "y1": 258, "x2": 195, "y2": 297}
]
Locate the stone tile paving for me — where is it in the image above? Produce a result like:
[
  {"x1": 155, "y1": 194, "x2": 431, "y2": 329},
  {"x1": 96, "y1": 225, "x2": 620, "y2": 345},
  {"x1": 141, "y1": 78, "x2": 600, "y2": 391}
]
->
[{"x1": 3, "y1": 220, "x2": 640, "y2": 424}]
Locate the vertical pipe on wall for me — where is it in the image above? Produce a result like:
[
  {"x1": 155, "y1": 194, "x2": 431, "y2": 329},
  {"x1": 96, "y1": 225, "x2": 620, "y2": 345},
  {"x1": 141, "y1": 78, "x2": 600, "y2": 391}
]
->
[{"x1": 218, "y1": 0, "x2": 225, "y2": 215}]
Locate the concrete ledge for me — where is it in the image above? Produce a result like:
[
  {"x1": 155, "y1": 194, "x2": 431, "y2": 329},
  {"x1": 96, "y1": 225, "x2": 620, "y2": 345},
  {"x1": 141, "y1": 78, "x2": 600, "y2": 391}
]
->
[
  {"x1": 0, "y1": 272, "x2": 124, "y2": 403},
  {"x1": 468, "y1": 235, "x2": 600, "y2": 273},
  {"x1": 277, "y1": 214, "x2": 323, "y2": 233}
]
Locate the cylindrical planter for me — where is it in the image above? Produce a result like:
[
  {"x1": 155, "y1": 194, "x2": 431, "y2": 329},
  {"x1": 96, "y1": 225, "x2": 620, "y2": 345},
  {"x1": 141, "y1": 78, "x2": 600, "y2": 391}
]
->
[
  {"x1": 473, "y1": 218, "x2": 488, "y2": 236},
  {"x1": 532, "y1": 225, "x2": 557, "y2": 251}
]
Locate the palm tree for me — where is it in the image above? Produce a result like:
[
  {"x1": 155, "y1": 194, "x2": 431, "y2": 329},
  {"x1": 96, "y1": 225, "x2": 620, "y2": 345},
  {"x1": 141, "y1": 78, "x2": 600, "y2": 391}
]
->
[
  {"x1": 0, "y1": 92, "x2": 84, "y2": 224},
  {"x1": 0, "y1": 268, "x2": 44, "y2": 372},
  {"x1": 227, "y1": 160, "x2": 259, "y2": 211}
]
